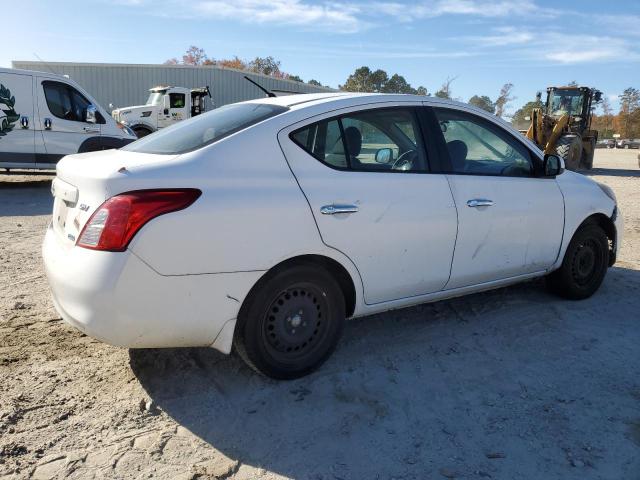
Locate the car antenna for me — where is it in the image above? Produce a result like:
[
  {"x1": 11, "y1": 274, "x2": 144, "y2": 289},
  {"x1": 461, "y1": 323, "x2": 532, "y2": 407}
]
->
[{"x1": 244, "y1": 76, "x2": 276, "y2": 98}]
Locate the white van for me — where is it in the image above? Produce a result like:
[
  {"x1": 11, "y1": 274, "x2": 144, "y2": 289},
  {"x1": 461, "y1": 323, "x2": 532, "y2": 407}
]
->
[{"x1": 0, "y1": 68, "x2": 137, "y2": 170}]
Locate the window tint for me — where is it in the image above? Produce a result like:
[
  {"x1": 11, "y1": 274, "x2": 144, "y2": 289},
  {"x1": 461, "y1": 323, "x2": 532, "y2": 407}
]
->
[
  {"x1": 434, "y1": 108, "x2": 533, "y2": 177},
  {"x1": 43, "y1": 81, "x2": 92, "y2": 123},
  {"x1": 291, "y1": 108, "x2": 426, "y2": 172},
  {"x1": 124, "y1": 102, "x2": 288, "y2": 155},
  {"x1": 170, "y1": 93, "x2": 185, "y2": 109}
]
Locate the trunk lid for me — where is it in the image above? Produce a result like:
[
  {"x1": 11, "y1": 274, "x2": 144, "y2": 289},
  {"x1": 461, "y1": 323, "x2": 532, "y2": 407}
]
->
[{"x1": 51, "y1": 149, "x2": 178, "y2": 246}]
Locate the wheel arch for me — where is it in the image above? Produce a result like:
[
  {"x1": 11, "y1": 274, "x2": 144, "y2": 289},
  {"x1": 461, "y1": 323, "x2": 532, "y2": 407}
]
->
[
  {"x1": 130, "y1": 124, "x2": 155, "y2": 136},
  {"x1": 579, "y1": 212, "x2": 617, "y2": 266},
  {"x1": 241, "y1": 254, "x2": 357, "y2": 320}
]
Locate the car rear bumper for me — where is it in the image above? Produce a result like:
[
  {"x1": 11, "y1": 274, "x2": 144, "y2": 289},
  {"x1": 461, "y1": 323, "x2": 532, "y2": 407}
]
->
[{"x1": 42, "y1": 225, "x2": 263, "y2": 352}]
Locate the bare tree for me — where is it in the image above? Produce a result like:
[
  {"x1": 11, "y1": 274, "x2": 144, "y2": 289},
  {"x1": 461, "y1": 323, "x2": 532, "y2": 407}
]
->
[
  {"x1": 435, "y1": 76, "x2": 457, "y2": 99},
  {"x1": 182, "y1": 46, "x2": 209, "y2": 66},
  {"x1": 495, "y1": 83, "x2": 515, "y2": 118},
  {"x1": 601, "y1": 96, "x2": 613, "y2": 134}
]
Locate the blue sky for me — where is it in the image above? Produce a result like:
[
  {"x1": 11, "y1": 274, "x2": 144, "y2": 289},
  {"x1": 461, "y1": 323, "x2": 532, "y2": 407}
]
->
[{"x1": 4, "y1": 0, "x2": 640, "y2": 114}]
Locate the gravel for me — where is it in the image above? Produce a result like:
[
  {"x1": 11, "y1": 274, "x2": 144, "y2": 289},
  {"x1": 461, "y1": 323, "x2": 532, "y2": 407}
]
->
[{"x1": 0, "y1": 150, "x2": 639, "y2": 479}]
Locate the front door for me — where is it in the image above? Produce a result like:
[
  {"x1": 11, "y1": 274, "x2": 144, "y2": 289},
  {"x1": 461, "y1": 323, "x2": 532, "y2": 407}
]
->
[
  {"x1": 279, "y1": 105, "x2": 458, "y2": 305},
  {"x1": 0, "y1": 71, "x2": 35, "y2": 165},
  {"x1": 429, "y1": 106, "x2": 564, "y2": 289},
  {"x1": 37, "y1": 79, "x2": 101, "y2": 163},
  {"x1": 157, "y1": 92, "x2": 188, "y2": 129}
]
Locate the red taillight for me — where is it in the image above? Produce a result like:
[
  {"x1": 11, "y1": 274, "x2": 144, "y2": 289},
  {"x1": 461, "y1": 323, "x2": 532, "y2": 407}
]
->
[{"x1": 77, "y1": 189, "x2": 201, "y2": 251}]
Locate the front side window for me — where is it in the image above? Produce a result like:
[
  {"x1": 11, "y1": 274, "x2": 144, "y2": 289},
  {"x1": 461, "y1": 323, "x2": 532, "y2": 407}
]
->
[
  {"x1": 434, "y1": 108, "x2": 534, "y2": 177},
  {"x1": 124, "y1": 102, "x2": 288, "y2": 155},
  {"x1": 291, "y1": 108, "x2": 426, "y2": 172},
  {"x1": 43, "y1": 81, "x2": 91, "y2": 123},
  {"x1": 170, "y1": 93, "x2": 186, "y2": 109}
]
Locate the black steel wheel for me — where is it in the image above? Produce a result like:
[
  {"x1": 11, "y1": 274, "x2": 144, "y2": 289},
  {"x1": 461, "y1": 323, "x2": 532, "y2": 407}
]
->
[
  {"x1": 546, "y1": 223, "x2": 609, "y2": 299},
  {"x1": 234, "y1": 263, "x2": 345, "y2": 379}
]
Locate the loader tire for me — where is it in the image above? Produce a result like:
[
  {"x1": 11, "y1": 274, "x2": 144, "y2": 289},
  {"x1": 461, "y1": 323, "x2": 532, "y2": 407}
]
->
[
  {"x1": 555, "y1": 134, "x2": 583, "y2": 171},
  {"x1": 582, "y1": 138, "x2": 595, "y2": 170}
]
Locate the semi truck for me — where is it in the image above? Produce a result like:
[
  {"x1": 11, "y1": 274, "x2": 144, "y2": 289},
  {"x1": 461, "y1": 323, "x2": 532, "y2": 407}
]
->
[{"x1": 111, "y1": 85, "x2": 212, "y2": 138}]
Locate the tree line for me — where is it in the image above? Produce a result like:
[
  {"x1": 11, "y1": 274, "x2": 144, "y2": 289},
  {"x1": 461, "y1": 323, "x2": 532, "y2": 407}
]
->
[
  {"x1": 165, "y1": 46, "x2": 326, "y2": 86},
  {"x1": 591, "y1": 88, "x2": 640, "y2": 139},
  {"x1": 164, "y1": 49, "x2": 639, "y2": 137}
]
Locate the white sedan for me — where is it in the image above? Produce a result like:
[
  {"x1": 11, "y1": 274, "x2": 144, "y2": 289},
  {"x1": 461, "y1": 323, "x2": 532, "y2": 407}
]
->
[{"x1": 43, "y1": 93, "x2": 622, "y2": 379}]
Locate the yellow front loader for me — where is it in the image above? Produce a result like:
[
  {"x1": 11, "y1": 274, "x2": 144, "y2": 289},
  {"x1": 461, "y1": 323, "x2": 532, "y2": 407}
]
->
[{"x1": 525, "y1": 86, "x2": 601, "y2": 170}]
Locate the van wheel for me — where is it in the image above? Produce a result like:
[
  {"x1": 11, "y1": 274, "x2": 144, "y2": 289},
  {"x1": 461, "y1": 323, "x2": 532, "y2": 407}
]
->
[
  {"x1": 133, "y1": 127, "x2": 152, "y2": 138},
  {"x1": 234, "y1": 264, "x2": 345, "y2": 380},
  {"x1": 546, "y1": 223, "x2": 609, "y2": 300}
]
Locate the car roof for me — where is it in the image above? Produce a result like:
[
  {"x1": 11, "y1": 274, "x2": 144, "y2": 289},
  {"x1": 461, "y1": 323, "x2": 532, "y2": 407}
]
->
[{"x1": 246, "y1": 92, "x2": 480, "y2": 113}]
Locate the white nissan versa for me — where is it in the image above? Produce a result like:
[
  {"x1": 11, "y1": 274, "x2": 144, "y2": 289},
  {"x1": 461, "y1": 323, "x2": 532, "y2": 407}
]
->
[{"x1": 43, "y1": 93, "x2": 622, "y2": 379}]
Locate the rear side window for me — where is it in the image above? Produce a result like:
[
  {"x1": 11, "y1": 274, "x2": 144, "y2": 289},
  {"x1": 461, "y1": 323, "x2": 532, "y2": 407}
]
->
[
  {"x1": 291, "y1": 108, "x2": 427, "y2": 172},
  {"x1": 124, "y1": 103, "x2": 288, "y2": 155}
]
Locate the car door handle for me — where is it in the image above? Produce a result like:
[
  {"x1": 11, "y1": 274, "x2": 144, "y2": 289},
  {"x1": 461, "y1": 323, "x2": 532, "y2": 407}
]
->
[
  {"x1": 467, "y1": 199, "x2": 494, "y2": 208},
  {"x1": 320, "y1": 204, "x2": 359, "y2": 215},
  {"x1": 83, "y1": 127, "x2": 100, "y2": 133}
]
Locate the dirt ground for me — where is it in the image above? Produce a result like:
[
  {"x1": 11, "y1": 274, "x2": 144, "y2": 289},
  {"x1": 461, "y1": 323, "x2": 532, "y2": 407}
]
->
[{"x1": 1, "y1": 149, "x2": 639, "y2": 480}]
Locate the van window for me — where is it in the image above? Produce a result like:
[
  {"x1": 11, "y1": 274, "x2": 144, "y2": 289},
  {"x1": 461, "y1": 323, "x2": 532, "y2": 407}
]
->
[
  {"x1": 123, "y1": 102, "x2": 288, "y2": 155},
  {"x1": 42, "y1": 81, "x2": 94, "y2": 123}
]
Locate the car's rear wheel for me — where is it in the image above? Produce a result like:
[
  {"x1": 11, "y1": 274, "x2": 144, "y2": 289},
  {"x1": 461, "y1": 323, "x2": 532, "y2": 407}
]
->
[
  {"x1": 234, "y1": 264, "x2": 345, "y2": 379},
  {"x1": 546, "y1": 223, "x2": 609, "y2": 300}
]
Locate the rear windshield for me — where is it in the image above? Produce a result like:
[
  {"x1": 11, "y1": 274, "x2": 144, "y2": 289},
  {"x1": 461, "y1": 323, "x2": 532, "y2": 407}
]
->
[{"x1": 123, "y1": 103, "x2": 288, "y2": 155}]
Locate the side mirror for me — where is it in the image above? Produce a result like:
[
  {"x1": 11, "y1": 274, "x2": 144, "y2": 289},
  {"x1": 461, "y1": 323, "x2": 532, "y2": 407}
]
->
[
  {"x1": 163, "y1": 95, "x2": 170, "y2": 114},
  {"x1": 594, "y1": 91, "x2": 602, "y2": 102},
  {"x1": 375, "y1": 148, "x2": 393, "y2": 164},
  {"x1": 85, "y1": 104, "x2": 97, "y2": 124},
  {"x1": 543, "y1": 153, "x2": 564, "y2": 177}
]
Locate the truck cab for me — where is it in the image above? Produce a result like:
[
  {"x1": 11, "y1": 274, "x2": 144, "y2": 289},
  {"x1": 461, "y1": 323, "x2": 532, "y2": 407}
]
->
[{"x1": 112, "y1": 86, "x2": 212, "y2": 138}]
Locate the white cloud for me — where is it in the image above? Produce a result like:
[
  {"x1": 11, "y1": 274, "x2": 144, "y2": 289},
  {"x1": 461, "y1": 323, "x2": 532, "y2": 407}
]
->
[
  {"x1": 459, "y1": 26, "x2": 640, "y2": 65},
  {"x1": 193, "y1": 0, "x2": 365, "y2": 33}
]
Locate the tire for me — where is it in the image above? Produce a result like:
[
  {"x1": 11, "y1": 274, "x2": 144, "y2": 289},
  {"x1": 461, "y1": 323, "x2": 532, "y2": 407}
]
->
[
  {"x1": 555, "y1": 134, "x2": 583, "y2": 171},
  {"x1": 582, "y1": 138, "x2": 595, "y2": 170},
  {"x1": 546, "y1": 223, "x2": 609, "y2": 300},
  {"x1": 133, "y1": 127, "x2": 152, "y2": 138},
  {"x1": 234, "y1": 263, "x2": 346, "y2": 379}
]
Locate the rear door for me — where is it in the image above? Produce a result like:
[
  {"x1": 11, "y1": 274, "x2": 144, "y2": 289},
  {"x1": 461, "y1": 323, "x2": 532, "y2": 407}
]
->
[
  {"x1": 0, "y1": 71, "x2": 35, "y2": 165},
  {"x1": 36, "y1": 78, "x2": 101, "y2": 163},
  {"x1": 427, "y1": 105, "x2": 564, "y2": 289},
  {"x1": 279, "y1": 104, "x2": 458, "y2": 305}
]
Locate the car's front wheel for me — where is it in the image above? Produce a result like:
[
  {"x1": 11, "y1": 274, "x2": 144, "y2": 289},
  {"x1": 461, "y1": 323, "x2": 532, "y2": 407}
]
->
[
  {"x1": 234, "y1": 263, "x2": 345, "y2": 379},
  {"x1": 546, "y1": 222, "x2": 609, "y2": 300}
]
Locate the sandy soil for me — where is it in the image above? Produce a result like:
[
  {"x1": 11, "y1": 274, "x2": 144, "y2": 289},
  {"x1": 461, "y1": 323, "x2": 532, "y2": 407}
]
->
[{"x1": 1, "y1": 150, "x2": 639, "y2": 480}]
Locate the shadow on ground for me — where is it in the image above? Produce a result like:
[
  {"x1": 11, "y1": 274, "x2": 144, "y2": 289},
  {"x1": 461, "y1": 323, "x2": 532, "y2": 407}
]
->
[
  {"x1": 130, "y1": 267, "x2": 640, "y2": 479},
  {"x1": 0, "y1": 177, "x2": 53, "y2": 216},
  {"x1": 584, "y1": 167, "x2": 640, "y2": 178}
]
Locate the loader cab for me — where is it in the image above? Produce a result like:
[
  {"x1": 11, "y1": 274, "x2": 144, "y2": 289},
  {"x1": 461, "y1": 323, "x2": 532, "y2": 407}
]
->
[{"x1": 545, "y1": 86, "x2": 600, "y2": 134}]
